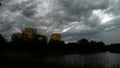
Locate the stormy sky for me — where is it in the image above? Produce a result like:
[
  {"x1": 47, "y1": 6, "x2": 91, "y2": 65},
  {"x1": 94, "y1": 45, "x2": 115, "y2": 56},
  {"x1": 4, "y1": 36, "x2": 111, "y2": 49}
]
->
[{"x1": 0, "y1": 0, "x2": 120, "y2": 44}]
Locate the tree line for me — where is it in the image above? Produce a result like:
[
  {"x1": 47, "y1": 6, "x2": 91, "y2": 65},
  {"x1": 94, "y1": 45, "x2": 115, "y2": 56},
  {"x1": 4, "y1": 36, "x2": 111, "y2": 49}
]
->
[{"x1": 0, "y1": 33, "x2": 119, "y2": 53}]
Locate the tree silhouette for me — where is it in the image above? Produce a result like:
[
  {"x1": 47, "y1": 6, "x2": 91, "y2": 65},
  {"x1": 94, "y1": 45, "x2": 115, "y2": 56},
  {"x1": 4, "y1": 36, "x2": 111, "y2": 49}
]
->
[
  {"x1": 77, "y1": 39, "x2": 89, "y2": 50},
  {"x1": 78, "y1": 39, "x2": 89, "y2": 45},
  {"x1": 31, "y1": 34, "x2": 48, "y2": 51},
  {"x1": 11, "y1": 33, "x2": 48, "y2": 51},
  {"x1": 11, "y1": 33, "x2": 24, "y2": 51},
  {"x1": 48, "y1": 39, "x2": 65, "y2": 50},
  {"x1": 0, "y1": 34, "x2": 6, "y2": 51}
]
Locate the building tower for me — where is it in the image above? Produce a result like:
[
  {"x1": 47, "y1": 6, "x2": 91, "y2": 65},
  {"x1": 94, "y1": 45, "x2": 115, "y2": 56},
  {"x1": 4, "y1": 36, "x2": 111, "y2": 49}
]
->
[
  {"x1": 50, "y1": 33, "x2": 61, "y2": 40},
  {"x1": 22, "y1": 28, "x2": 37, "y2": 38}
]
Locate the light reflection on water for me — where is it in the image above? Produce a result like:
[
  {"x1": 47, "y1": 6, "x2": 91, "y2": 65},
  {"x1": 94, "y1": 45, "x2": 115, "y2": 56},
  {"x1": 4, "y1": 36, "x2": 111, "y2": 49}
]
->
[{"x1": 44, "y1": 52, "x2": 120, "y2": 68}]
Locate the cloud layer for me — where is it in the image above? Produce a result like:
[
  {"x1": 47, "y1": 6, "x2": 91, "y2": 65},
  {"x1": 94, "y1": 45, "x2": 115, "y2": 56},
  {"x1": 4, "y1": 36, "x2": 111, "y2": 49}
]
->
[{"x1": 0, "y1": 0, "x2": 120, "y2": 44}]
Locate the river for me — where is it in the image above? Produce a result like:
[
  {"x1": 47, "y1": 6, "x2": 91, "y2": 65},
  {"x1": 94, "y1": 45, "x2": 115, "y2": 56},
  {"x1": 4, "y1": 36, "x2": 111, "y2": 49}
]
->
[{"x1": 43, "y1": 52, "x2": 120, "y2": 68}]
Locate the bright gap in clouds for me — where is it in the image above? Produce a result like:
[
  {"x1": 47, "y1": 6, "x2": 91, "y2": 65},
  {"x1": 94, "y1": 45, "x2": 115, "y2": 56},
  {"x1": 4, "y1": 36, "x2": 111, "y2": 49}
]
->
[
  {"x1": 62, "y1": 27, "x2": 71, "y2": 33},
  {"x1": 92, "y1": 9, "x2": 115, "y2": 24},
  {"x1": 62, "y1": 21, "x2": 80, "y2": 33}
]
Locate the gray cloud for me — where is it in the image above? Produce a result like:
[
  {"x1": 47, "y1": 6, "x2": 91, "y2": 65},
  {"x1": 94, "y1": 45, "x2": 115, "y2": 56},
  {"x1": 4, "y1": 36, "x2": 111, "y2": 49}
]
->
[{"x1": 0, "y1": 0, "x2": 120, "y2": 44}]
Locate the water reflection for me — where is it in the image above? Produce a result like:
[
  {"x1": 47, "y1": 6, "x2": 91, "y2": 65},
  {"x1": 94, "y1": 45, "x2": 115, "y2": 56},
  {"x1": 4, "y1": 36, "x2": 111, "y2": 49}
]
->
[{"x1": 45, "y1": 52, "x2": 120, "y2": 68}]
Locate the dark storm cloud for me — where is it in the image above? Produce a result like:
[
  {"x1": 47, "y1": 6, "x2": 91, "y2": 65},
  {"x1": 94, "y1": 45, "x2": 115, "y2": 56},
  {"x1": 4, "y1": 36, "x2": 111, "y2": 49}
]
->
[
  {"x1": 0, "y1": 0, "x2": 120, "y2": 43},
  {"x1": 59, "y1": 0, "x2": 109, "y2": 13}
]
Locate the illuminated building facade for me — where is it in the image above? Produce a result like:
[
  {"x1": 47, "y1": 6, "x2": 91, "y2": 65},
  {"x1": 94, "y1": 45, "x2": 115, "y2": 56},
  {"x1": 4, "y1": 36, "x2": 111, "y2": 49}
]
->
[
  {"x1": 50, "y1": 33, "x2": 61, "y2": 40},
  {"x1": 22, "y1": 28, "x2": 37, "y2": 38}
]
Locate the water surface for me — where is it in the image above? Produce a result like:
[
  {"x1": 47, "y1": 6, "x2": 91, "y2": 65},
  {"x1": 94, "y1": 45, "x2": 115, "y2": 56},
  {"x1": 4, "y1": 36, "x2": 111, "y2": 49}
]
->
[{"x1": 44, "y1": 52, "x2": 120, "y2": 68}]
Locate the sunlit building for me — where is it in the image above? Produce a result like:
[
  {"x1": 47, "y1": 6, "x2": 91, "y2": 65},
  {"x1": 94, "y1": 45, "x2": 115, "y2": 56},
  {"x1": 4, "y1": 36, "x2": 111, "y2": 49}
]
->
[
  {"x1": 50, "y1": 33, "x2": 61, "y2": 40},
  {"x1": 22, "y1": 28, "x2": 37, "y2": 38}
]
